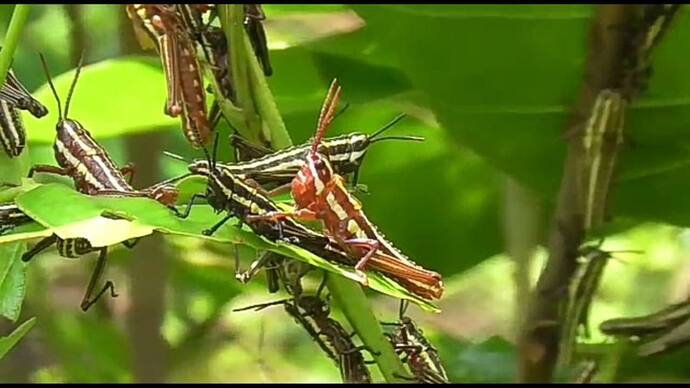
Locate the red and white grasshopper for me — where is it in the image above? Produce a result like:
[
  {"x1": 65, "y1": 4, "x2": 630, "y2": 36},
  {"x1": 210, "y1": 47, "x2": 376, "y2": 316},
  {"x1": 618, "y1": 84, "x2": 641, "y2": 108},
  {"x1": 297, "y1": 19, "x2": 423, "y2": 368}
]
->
[{"x1": 248, "y1": 79, "x2": 443, "y2": 299}]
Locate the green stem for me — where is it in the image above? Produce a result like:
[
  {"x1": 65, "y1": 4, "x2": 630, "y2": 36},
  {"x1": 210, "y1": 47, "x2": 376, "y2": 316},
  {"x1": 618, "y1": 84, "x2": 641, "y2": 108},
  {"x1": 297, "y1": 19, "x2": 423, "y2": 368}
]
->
[
  {"x1": 0, "y1": 5, "x2": 29, "y2": 87},
  {"x1": 243, "y1": 33, "x2": 290, "y2": 149},
  {"x1": 0, "y1": 4, "x2": 31, "y2": 184},
  {"x1": 203, "y1": 65, "x2": 246, "y2": 132},
  {"x1": 597, "y1": 340, "x2": 627, "y2": 383},
  {"x1": 218, "y1": 4, "x2": 262, "y2": 144},
  {"x1": 328, "y1": 275, "x2": 412, "y2": 383}
]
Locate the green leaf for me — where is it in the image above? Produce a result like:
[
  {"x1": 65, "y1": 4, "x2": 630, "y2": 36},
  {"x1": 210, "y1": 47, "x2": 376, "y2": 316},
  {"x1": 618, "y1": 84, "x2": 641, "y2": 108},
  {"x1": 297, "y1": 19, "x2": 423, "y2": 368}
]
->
[
  {"x1": 0, "y1": 242, "x2": 28, "y2": 321},
  {"x1": 11, "y1": 183, "x2": 438, "y2": 311},
  {"x1": 0, "y1": 316, "x2": 36, "y2": 360},
  {"x1": 438, "y1": 335, "x2": 517, "y2": 383},
  {"x1": 24, "y1": 56, "x2": 177, "y2": 143},
  {"x1": 42, "y1": 314, "x2": 132, "y2": 382},
  {"x1": 264, "y1": 5, "x2": 347, "y2": 15},
  {"x1": 0, "y1": 179, "x2": 40, "y2": 203}
]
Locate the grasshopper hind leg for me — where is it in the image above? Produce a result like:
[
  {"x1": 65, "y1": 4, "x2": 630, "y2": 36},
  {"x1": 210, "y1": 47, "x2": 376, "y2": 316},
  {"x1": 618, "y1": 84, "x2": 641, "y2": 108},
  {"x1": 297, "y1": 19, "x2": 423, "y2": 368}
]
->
[{"x1": 80, "y1": 247, "x2": 118, "y2": 312}]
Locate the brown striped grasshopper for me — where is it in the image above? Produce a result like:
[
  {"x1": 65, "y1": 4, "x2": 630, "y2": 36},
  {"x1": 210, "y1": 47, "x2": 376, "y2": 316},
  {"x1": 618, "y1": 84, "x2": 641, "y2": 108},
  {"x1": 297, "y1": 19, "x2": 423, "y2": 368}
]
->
[
  {"x1": 126, "y1": 4, "x2": 213, "y2": 148},
  {"x1": 22, "y1": 55, "x2": 181, "y2": 311},
  {"x1": 234, "y1": 275, "x2": 374, "y2": 383},
  {"x1": 382, "y1": 300, "x2": 449, "y2": 384},
  {"x1": 244, "y1": 79, "x2": 444, "y2": 299},
  {"x1": 578, "y1": 89, "x2": 626, "y2": 231},
  {"x1": 0, "y1": 203, "x2": 32, "y2": 235},
  {"x1": 558, "y1": 239, "x2": 641, "y2": 367},
  {"x1": 0, "y1": 65, "x2": 49, "y2": 158}
]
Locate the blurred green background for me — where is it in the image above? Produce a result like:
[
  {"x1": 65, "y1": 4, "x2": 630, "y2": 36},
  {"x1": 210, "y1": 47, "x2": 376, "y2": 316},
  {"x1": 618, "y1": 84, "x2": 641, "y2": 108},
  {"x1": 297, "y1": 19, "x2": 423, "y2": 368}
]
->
[{"x1": 1, "y1": 4, "x2": 690, "y2": 383}]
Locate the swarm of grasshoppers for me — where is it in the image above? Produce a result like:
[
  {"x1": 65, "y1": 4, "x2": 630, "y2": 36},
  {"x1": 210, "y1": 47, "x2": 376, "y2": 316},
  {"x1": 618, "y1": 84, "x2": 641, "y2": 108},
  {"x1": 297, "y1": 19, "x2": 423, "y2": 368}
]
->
[{"x1": 0, "y1": 4, "x2": 451, "y2": 383}]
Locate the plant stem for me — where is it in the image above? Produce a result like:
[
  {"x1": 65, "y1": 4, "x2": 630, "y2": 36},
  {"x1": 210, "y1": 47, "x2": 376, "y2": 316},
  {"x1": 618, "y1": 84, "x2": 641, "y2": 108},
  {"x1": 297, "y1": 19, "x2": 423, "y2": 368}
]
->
[
  {"x1": 0, "y1": 4, "x2": 31, "y2": 184},
  {"x1": 327, "y1": 275, "x2": 412, "y2": 383},
  {"x1": 0, "y1": 5, "x2": 30, "y2": 88},
  {"x1": 243, "y1": 33, "x2": 290, "y2": 149},
  {"x1": 218, "y1": 4, "x2": 262, "y2": 144},
  {"x1": 517, "y1": 5, "x2": 673, "y2": 381}
]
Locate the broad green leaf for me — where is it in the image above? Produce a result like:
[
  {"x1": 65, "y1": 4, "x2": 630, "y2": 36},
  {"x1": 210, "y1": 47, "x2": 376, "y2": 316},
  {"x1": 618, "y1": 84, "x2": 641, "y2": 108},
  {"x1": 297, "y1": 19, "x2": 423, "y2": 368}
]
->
[
  {"x1": 11, "y1": 183, "x2": 438, "y2": 311},
  {"x1": 438, "y1": 335, "x2": 516, "y2": 383},
  {"x1": 351, "y1": 5, "x2": 690, "y2": 227},
  {"x1": 24, "y1": 56, "x2": 177, "y2": 143},
  {"x1": 0, "y1": 242, "x2": 27, "y2": 321},
  {"x1": 0, "y1": 316, "x2": 35, "y2": 360},
  {"x1": 41, "y1": 314, "x2": 132, "y2": 382},
  {"x1": 581, "y1": 342, "x2": 690, "y2": 382},
  {"x1": 264, "y1": 5, "x2": 346, "y2": 15},
  {"x1": 263, "y1": 6, "x2": 360, "y2": 50}
]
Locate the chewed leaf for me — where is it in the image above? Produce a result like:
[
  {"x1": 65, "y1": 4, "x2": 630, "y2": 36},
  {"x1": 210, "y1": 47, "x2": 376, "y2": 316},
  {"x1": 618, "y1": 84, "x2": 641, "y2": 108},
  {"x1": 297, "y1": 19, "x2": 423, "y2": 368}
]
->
[{"x1": 10, "y1": 183, "x2": 439, "y2": 311}]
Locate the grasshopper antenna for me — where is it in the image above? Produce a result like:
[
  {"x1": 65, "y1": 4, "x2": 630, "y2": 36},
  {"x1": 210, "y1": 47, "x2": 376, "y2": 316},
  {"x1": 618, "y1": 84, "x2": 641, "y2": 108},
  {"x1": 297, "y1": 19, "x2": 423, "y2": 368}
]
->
[
  {"x1": 39, "y1": 53, "x2": 62, "y2": 121},
  {"x1": 201, "y1": 146, "x2": 213, "y2": 173},
  {"x1": 64, "y1": 51, "x2": 85, "y2": 119},
  {"x1": 211, "y1": 131, "x2": 220, "y2": 171},
  {"x1": 368, "y1": 113, "x2": 424, "y2": 144},
  {"x1": 311, "y1": 78, "x2": 342, "y2": 155},
  {"x1": 163, "y1": 151, "x2": 191, "y2": 163},
  {"x1": 153, "y1": 172, "x2": 193, "y2": 186}
]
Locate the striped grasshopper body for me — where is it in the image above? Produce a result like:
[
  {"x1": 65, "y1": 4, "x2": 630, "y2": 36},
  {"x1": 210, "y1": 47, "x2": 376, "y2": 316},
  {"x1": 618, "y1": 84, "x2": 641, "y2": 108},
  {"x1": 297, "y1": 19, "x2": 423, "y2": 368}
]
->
[
  {"x1": 383, "y1": 301, "x2": 449, "y2": 384},
  {"x1": 175, "y1": 4, "x2": 235, "y2": 109},
  {"x1": 0, "y1": 202, "x2": 136, "y2": 312},
  {"x1": 183, "y1": 149, "x2": 443, "y2": 301},
  {"x1": 175, "y1": 113, "x2": 420, "y2": 194},
  {"x1": 620, "y1": 5, "x2": 681, "y2": 96},
  {"x1": 243, "y1": 4, "x2": 272, "y2": 77},
  {"x1": 580, "y1": 90, "x2": 626, "y2": 231},
  {"x1": 170, "y1": 131, "x2": 438, "y2": 300},
  {"x1": 178, "y1": 4, "x2": 271, "y2": 77},
  {"x1": 0, "y1": 68, "x2": 48, "y2": 158},
  {"x1": 0, "y1": 100, "x2": 26, "y2": 158},
  {"x1": 572, "y1": 360, "x2": 598, "y2": 384},
  {"x1": 127, "y1": 4, "x2": 212, "y2": 148},
  {"x1": 600, "y1": 299, "x2": 690, "y2": 339},
  {"x1": 29, "y1": 55, "x2": 180, "y2": 208},
  {"x1": 22, "y1": 231, "x2": 139, "y2": 312},
  {"x1": 247, "y1": 79, "x2": 443, "y2": 299},
  {"x1": 234, "y1": 289, "x2": 373, "y2": 384},
  {"x1": 224, "y1": 113, "x2": 419, "y2": 189},
  {"x1": 601, "y1": 298, "x2": 690, "y2": 357},
  {"x1": 0, "y1": 69, "x2": 49, "y2": 118},
  {"x1": 21, "y1": 56, "x2": 180, "y2": 311},
  {"x1": 0, "y1": 203, "x2": 32, "y2": 235}
]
